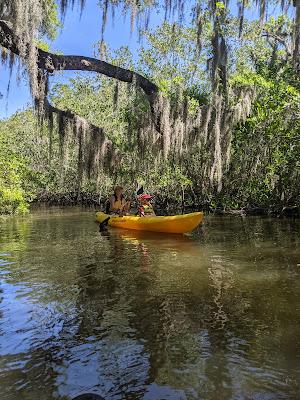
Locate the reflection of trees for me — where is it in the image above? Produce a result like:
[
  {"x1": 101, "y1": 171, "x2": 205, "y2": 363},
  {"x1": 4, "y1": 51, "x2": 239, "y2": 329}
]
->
[
  {"x1": 66, "y1": 233, "x2": 150, "y2": 399},
  {"x1": 1, "y1": 213, "x2": 300, "y2": 399},
  {"x1": 0, "y1": 217, "x2": 30, "y2": 254},
  {"x1": 208, "y1": 256, "x2": 234, "y2": 330},
  {"x1": 1, "y1": 347, "x2": 60, "y2": 400},
  {"x1": 71, "y1": 222, "x2": 300, "y2": 399},
  {"x1": 70, "y1": 232, "x2": 201, "y2": 398},
  {"x1": 0, "y1": 277, "x2": 69, "y2": 400},
  {"x1": 0, "y1": 213, "x2": 93, "y2": 400}
]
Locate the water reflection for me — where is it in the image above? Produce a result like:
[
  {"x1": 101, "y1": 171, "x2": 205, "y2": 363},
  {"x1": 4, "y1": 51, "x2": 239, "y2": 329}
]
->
[
  {"x1": 208, "y1": 254, "x2": 234, "y2": 330},
  {"x1": 0, "y1": 210, "x2": 299, "y2": 399}
]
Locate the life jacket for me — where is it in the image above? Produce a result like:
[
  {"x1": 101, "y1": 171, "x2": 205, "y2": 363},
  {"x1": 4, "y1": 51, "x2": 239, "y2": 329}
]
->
[
  {"x1": 143, "y1": 204, "x2": 153, "y2": 214},
  {"x1": 139, "y1": 203, "x2": 154, "y2": 215},
  {"x1": 105, "y1": 194, "x2": 124, "y2": 214}
]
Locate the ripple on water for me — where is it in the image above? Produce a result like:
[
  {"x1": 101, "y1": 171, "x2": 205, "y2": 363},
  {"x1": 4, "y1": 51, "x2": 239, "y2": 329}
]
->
[{"x1": 0, "y1": 212, "x2": 299, "y2": 400}]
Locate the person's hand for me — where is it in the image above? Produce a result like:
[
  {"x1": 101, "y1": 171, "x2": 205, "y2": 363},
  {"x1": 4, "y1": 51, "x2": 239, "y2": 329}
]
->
[{"x1": 139, "y1": 207, "x2": 145, "y2": 217}]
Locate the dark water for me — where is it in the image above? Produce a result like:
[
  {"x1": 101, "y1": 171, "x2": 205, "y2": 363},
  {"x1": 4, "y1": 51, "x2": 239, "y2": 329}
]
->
[{"x1": 0, "y1": 208, "x2": 299, "y2": 400}]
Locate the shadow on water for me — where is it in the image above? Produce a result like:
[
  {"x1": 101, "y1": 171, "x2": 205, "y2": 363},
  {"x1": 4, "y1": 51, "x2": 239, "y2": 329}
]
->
[{"x1": 0, "y1": 209, "x2": 300, "y2": 399}]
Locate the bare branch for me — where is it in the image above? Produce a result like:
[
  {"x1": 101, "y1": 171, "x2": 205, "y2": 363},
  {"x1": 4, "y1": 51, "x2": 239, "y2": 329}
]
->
[{"x1": 0, "y1": 20, "x2": 159, "y2": 99}]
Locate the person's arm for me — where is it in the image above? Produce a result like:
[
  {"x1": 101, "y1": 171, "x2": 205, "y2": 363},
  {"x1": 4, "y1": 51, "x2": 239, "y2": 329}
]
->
[
  {"x1": 121, "y1": 199, "x2": 131, "y2": 213},
  {"x1": 138, "y1": 206, "x2": 145, "y2": 217}
]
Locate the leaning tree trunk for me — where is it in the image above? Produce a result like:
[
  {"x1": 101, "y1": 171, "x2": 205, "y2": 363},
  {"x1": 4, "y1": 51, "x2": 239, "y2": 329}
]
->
[{"x1": 293, "y1": 0, "x2": 300, "y2": 71}]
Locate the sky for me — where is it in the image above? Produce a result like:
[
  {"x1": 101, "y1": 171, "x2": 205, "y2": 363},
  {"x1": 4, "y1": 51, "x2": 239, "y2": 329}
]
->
[
  {"x1": 0, "y1": 0, "x2": 286, "y2": 119},
  {"x1": 0, "y1": 1, "x2": 162, "y2": 119}
]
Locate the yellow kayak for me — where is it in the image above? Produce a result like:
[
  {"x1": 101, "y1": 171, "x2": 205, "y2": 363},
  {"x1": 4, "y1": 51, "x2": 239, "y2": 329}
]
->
[{"x1": 96, "y1": 211, "x2": 204, "y2": 234}]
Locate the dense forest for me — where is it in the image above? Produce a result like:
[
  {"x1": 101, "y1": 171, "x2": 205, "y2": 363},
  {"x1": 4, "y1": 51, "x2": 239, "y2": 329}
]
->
[{"x1": 0, "y1": 0, "x2": 299, "y2": 215}]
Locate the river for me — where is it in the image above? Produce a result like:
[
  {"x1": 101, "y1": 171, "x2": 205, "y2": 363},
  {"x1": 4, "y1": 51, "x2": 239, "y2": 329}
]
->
[{"x1": 0, "y1": 208, "x2": 299, "y2": 400}]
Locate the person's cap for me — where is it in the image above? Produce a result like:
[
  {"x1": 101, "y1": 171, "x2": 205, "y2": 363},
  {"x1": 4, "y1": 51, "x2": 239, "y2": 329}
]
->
[{"x1": 139, "y1": 194, "x2": 152, "y2": 200}]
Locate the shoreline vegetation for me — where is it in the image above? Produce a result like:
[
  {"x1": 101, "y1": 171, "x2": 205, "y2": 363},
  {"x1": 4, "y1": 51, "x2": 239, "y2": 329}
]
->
[
  {"x1": 1, "y1": 6, "x2": 299, "y2": 219},
  {"x1": 29, "y1": 191, "x2": 300, "y2": 218}
]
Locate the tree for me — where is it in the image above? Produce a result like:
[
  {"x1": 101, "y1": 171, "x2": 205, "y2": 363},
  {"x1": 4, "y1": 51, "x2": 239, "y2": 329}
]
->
[{"x1": 0, "y1": 0, "x2": 299, "y2": 211}]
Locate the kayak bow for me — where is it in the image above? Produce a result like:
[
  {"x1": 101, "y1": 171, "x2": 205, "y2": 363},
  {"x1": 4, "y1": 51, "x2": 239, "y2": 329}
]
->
[{"x1": 96, "y1": 211, "x2": 204, "y2": 234}]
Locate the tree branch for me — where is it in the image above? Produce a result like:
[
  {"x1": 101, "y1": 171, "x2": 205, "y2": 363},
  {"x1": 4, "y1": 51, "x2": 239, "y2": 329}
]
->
[
  {"x1": 262, "y1": 31, "x2": 292, "y2": 57},
  {"x1": 0, "y1": 20, "x2": 159, "y2": 99},
  {"x1": 293, "y1": 1, "x2": 300, "y2": 71}
]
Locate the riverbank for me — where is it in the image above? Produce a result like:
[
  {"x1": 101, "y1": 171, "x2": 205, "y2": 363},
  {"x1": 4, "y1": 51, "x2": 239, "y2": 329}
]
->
[{"x1": 29, "y1": 191, "x2": 300, "y2": 218}]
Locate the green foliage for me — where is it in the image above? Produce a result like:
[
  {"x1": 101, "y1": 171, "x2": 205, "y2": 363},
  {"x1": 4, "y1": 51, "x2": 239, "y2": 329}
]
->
[
  {"x1": 138, "y1": 21, "x2": 210, "y2": 98},
  {"x1": 0, "y1": 110, "x2": 69, "y2": 214},
  {"x1": 0, "y1": 136, "x2": 29, "y2": 214},
  {"x1": 0, "y1": 8, "x2": 299, "y2": 213},
  {"x1": 224, "y1": 71, "x2": 300, "y2": 208},
  {"x1": 40, "y1": 0, "x2": 61, "y2": 40}
]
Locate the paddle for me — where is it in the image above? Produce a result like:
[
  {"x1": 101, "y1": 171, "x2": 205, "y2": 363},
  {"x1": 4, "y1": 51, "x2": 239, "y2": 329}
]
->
[
  {"x1": 72, "y1": 394, "x2": 105, "y2": 400},
  {"x1": 136, "y1": 186, "x2": 144, "y2": 195},
  {"x1": 99, "y1": 186, "x2": 144, "y2": 232},
  {"x1": 99, "y1": 215, "x2": 110, "y2": 231}
]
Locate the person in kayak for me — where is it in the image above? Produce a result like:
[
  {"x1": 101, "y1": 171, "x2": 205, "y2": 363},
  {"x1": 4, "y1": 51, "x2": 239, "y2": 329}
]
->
[
  {"x1": 137, "y1": 194, "x2": 156, "y2": 217},
  {"x1": 107, "y1": 186, "x2": 130, "y2": 215}
]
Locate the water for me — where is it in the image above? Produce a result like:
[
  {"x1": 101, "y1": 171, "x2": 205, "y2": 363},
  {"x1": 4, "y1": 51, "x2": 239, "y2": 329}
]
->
[{"x1": 0, "y1": 208, "x2": 299, "y2": 400}]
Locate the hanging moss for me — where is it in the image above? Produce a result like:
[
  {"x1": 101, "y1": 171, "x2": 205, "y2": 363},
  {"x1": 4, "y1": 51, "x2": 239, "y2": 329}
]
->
[
  {"x1": 1, "y1": 0, "x2": 298, "y2": 193},
  {"x1": 143, "y1": 82, "x2": 256, "y2": 192},
  {"x1": 113, "y1": 81, "x2": 119, "y2": 110},
  {"x1": 45, "y1": 105, "x2": 120, "y2": 189}
]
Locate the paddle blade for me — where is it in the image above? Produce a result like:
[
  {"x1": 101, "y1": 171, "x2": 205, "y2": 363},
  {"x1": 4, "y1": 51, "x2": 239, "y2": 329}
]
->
[{"x1": 136, "y1": 186, "x2": 144, "y2": 195}]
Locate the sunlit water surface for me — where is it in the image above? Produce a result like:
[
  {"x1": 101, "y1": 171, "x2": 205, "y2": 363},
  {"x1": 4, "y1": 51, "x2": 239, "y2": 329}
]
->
[{"x1": 0, "y1": 208, "x2": 299, "y2": 400}]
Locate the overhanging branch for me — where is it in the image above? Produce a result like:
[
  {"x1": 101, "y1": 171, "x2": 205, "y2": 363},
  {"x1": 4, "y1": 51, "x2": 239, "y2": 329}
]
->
[{"x1": 0, "y1": 20, "x2": 159, "y2": 99}]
